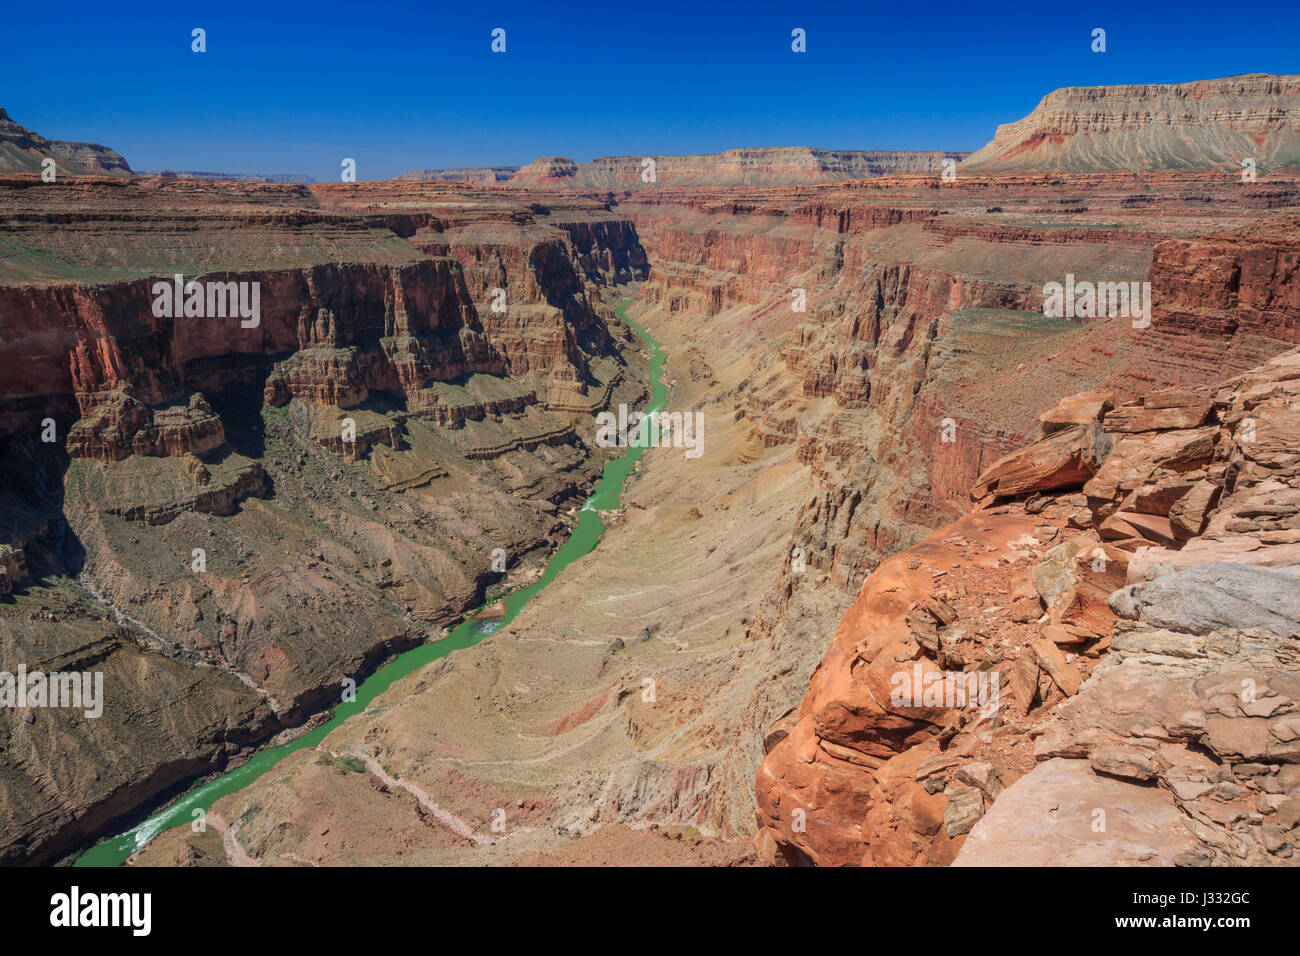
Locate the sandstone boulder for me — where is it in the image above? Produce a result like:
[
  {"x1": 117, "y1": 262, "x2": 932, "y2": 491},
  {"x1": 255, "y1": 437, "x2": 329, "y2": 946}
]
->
[
  {"x1": 972, "y1": 422, "x2": 1109, "y2": 501},
  {"x1": 1169, "y1": 478, "x2": 1221, "y2": 540},
  {"x1": 1083, "y1": 427, "x2": 1218, "y2": 504},
  {"x1": 1031, "y1": 535, "x2": 1097, "y2": 606},
  {"x1": 1038, "y1": 389, "x2": 1114, "y2": 437},
  {"x1": 943, "y1": 786, "x2": 985, "y2": 837},
  {"x1": 1103, "y1": 386, "x2": 1214, "y2": 433}
]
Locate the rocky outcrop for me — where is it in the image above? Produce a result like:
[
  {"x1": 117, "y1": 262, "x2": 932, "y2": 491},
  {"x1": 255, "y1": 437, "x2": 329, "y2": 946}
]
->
[
  {"x1": 960, "y1": 563, "x2": 1300, "y2": 866},
  {"x1": 756, "y1": 347, "x2": 1300, "y2": 866},
  {"x1": 67, "y1": 389, "x2": 228, "y2": 462},
  {"x1": 968, "y1": 420, "x2": 1109, "y2": 501},
  {"x1": 963, "y1": 73, "x2": 1300, "y2": 172},
  {"x1": 1122, "y1": 350, "x2": 1300, "y2": 580}
]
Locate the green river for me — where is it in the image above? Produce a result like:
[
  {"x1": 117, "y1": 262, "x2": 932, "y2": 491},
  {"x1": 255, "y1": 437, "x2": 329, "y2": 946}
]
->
[{"x1": 74, "y1": 301, "x2": 664, "y2": 867}]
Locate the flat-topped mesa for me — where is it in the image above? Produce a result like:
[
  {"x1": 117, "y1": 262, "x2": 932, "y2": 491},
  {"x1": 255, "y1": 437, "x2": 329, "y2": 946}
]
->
[
  {"x1": 399, "y1": 166, "x2": 520, "y2": 185},
  {"x1": 505, "y1": 148, "x2": 969, "y2": 190},
  {"x1": 0, "y1": 106, "x2": 132, "y2": 176},
  {"x1": 506, "y1": 156, "x2": 581, "y2": 187},
  {"x1": 962, "y1": 73, "x2": 1300, "y2": 172},
  {"x1": 141, "y1": 170, "x2": 318, "y2": 184}
]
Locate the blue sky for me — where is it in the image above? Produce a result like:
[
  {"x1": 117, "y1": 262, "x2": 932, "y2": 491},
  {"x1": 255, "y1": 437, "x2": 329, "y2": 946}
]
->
[{"x1": 3, "y1": 0, "x2": 1297, "y2": 180}]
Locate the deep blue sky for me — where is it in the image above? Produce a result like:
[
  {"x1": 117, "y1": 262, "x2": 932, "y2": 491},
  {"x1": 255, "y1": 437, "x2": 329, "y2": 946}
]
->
[{"x1": 3, "y1": 0, "x2": 1296, "y2": 180}]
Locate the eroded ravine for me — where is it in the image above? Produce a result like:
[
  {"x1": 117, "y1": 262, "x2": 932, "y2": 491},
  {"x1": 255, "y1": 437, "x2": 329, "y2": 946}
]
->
[{"x1": 73, "y1": 300, "x2": 665, "y2": 867}]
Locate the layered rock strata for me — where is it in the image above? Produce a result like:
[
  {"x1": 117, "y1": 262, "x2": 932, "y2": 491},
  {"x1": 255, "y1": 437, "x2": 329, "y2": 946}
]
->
[{"x1": 963, "y1": 73, "x2": 1300, "y2": 172}]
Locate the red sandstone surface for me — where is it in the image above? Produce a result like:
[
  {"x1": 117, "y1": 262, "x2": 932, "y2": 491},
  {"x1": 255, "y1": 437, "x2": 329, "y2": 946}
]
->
[{"x1": 756, "y1": 351, "x2": 1300, "y2": 866}]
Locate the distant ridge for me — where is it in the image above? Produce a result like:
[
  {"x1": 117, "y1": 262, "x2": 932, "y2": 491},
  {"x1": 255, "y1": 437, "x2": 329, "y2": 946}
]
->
[
  {"x1": 399, "y1": 167, "x2": 519, "y2": 184},
  {"x1": 0, "y1": 107, "x2": 132, "y2": 176},
  {"x1": 141, "y1": 170, "x2": 318, "y2": 184},
  {"x1": 963, "y1": 73, "x2": 1300, "y2": 172},
  {"x1": 400, "y1": 148, "x2": 969, "y2": 189}
]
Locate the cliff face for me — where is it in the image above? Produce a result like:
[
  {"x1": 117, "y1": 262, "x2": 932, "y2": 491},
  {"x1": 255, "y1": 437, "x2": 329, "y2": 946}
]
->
[
  {"x1": 1149, "y1": 226, "x2": 1300, "y2": 346},
  {"x1": 1, "y1": 177, "x2": 653, "y2": 441},
  {"x1": 963, "y1": 73, "x2": 1300, "y2": 172},
  {"x1": 0, "y1": 260, "x2": 498, "y2": 447}
]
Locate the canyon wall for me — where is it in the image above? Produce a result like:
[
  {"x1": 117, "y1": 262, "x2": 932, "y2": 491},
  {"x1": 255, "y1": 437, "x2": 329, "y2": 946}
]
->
[{"x1": 613, "y1": 170, "x2": 1300, "y2": 855}]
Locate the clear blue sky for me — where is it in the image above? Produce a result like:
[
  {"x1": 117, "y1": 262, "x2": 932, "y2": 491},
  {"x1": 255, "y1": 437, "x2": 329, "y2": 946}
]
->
[{"x1": 3, "y1": 0, "x2": 1296, "y2": 180}]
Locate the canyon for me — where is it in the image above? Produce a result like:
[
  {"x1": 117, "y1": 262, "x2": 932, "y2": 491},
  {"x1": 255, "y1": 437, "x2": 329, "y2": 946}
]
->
[
  {"x1": 0, "y1": 173, "x2": 651, "y2": 864},
  {"x1": 2, "y1": 73, "x2": 1299, "y2": 867}
]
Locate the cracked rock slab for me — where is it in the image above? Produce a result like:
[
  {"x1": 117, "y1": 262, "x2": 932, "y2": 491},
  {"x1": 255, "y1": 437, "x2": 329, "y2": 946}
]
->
[
  {"x1": 953, "y1": 758, "x2": 1199, "y2": 866},
  {"x1": 1109, "y1": 562, "x2": 1300, "y2": 638}
]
